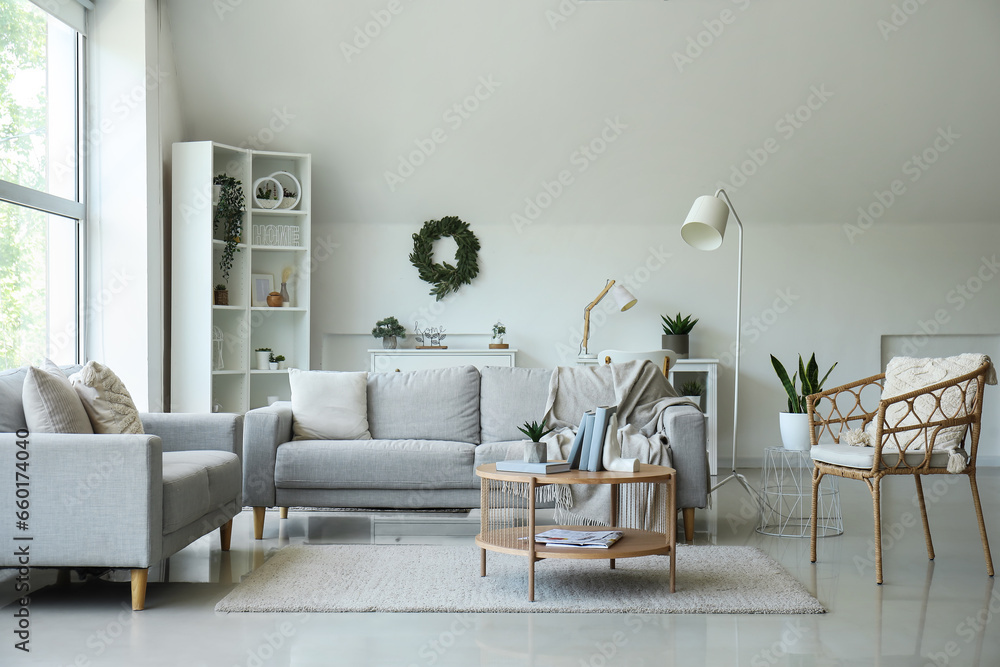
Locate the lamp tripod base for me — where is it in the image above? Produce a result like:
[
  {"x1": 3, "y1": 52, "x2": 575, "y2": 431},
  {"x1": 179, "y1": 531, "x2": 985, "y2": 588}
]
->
[{"x1": 711, "y1": 470, "x2": 760, "y2": 503}]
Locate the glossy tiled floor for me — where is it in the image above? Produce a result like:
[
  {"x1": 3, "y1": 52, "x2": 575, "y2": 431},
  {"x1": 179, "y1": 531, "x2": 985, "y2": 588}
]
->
[{"x1": 2, "y1": 469, "x2": 998, "y2": 666}]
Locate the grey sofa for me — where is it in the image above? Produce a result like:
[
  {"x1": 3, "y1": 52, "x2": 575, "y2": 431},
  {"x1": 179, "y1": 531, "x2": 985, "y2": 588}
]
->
[
  {"x1": 244, "y1": 365, "x2": 707, "y2": 540},
  {"x1": 0, "y1": 365, "x2": 243, "y2": 610}
]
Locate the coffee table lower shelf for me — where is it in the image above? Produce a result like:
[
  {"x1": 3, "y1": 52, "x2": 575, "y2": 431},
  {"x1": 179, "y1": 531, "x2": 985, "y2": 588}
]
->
[{"x1": 475, "y1": 462, "x2": 677, "y2": 601}]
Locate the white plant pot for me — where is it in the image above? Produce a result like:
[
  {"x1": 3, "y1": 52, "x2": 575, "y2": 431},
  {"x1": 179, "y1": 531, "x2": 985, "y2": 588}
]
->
[
  {"x1": 256, "y1": 352, "x2": 271, "y2": 370},
  {"x1": 268, "y1": 362, "x2": 278, "y2": 371},
  {"x1": 779, "y1": 412, "x2": 814, "y2": 451}
]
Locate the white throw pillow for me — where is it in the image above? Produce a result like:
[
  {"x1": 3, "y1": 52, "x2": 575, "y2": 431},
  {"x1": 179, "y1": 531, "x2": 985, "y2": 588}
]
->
[
  {"x1": 69, "y1": 361, "x2": 144, "y2": 435},
  {"x1": 22, "y1": 360, "x2": 95, "y2": 434},
  {"x1": 289, "y1": 369, "x2": 371, "y2": 440}
]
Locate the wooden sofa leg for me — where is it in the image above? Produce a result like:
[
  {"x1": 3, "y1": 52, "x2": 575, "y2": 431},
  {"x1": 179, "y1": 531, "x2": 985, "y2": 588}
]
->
[
  {"x1": 682, "y1": 508, "x2": 695, "y2": 542},
  {"x1": 253, "y1": 507, "x2": 266, "y2": 540},
  {"x1": 220, "y1": 519, "x2": 233, "y2": 551},
  {"x1": 131, "y1": 569, "x2": 148, "y2": 611},
  {"x1": 279, "y1": 507, "x2": 288, "y2": 519}
]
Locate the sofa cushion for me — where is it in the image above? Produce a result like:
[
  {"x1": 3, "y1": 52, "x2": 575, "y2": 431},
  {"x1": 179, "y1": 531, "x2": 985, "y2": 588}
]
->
[
  {"x1": 275, "y1": 439, "x2": 477, "y2": 490},
  {"x1": 368, "y1": 366, "x2": 480, "y2": 443},
  {"x1": 22, "y1": 361, "x2": 94, "y2": 434},
  {"x1": 0, "y1": 367, "x2": 29, "y2": 433},
  {"x1": 289, "y1": 369, "x2": 371, "y2": 440},
  {"x1": 69, "y1": 361, "x2": 144, "y2": 435},
  {"x1": 480, "y1": 367, "x2": 552, "y2": 443},
  {"x1": 162, "y1": 450, "x2": 241, "y2": 534}
]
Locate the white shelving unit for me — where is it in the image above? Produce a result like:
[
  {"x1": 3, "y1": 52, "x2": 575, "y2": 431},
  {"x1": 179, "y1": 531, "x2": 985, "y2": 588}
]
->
[{"x1": 171, "y1": 141, "x2": 311, "y2": 413}]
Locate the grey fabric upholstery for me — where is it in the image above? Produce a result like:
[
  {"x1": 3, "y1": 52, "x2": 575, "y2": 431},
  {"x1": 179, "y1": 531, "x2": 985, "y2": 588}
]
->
[
  {"x1": 368, "y1": 366, "x2": 480, "y2": 442},
  {"x1": 480, "y1": 366, "x2": 552, "y2": 443},
  {"x1": 242, "y1": 365, "x2": 709, "y2": 515},
  {"x1": 242, "y1": 401, "x2": 294, "y2": 507},
  {"x1": 162, "y1": 451, "x2": 241, "y2": 533},
  {"x1": 276, "y1": 439, "x2": 476, "y2": 490},
  {"x1": 142, "y1": 412, "x2": 243, "y2": 458},
  {"x1": 0, "y1": 367, "x2": 28, "y2": 432},
  {"x1": 275, "y1": 487, "x2": 481, "y2": 510},
  {"x1": 473, "y1": 440, "x2": 522, "y2": 482},
  {"x1": 0, "y1": 409, "x2": 242, "y2": 574}
]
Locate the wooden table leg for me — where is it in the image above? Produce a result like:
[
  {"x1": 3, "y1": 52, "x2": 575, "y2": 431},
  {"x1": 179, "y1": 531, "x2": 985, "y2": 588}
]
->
[
  {"x1": 529, "y1": 476, "x2": 536, "y2": 602},
  {"x1": 610, "y1": 484, "x2": 619, "y2": 570},
  {"x1": 668, "y1": 474, "x2": 676, "y2": 593},
  {"x1": 480, "y1": 548, "x2": 486, "y2": 577}
]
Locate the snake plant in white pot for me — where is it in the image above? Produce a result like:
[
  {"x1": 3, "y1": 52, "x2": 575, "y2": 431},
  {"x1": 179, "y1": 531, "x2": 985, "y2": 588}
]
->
[{"x1": 770, "y1": 354, "x2": 837, "y2": 451}]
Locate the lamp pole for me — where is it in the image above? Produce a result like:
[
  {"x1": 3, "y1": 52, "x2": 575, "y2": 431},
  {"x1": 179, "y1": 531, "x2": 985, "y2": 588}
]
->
[{"x1": 709, "y1": 189, "x2": 755, "y2": 497}]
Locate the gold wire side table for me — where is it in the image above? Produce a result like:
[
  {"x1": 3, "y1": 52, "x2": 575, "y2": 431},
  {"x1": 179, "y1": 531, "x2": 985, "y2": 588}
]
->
[{"x1": 758, "y1": 447, "x2": 843, "y2": 538}]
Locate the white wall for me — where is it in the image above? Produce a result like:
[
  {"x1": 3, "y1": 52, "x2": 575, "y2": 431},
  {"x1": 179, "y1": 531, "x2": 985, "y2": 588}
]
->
[{"x1": 164, "y1": 0, "x2": 1000, "y2": 464}]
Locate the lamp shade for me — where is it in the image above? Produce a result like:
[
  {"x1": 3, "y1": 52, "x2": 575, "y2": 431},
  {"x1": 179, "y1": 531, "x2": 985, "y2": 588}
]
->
[
  {"x1": 681, "y1": 195, "x2": 730, "y2": 251},
  {"x1": 610, "y1": 283, "x2": 637, "y2": 311}
]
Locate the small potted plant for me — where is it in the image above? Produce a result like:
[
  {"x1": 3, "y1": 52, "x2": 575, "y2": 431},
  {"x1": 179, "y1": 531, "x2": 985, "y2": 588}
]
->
[
  {"x1": 661, "y1": 312, "x2": 698, "y2": 359},
  {"x1": 372, "y1": 316, "x2": 406, "y2": 349},
  {"x1": 214, "y1": 283, "x2": 228, "y2": 306},
  {"x1": 771, "y1": 353, "x2": 837, "y2": 451},
  {"x1": 518, "y1": 420, "x2": 554, "y2": 463},
  {"x1": 681, "y1": 380, "x2": 704, "y2": 409},
  {"x1": 255, "y1": 347, "x2": 272, "y2": 371},
  {"x1": 268, "y1": 352, "x2": 279, "y2": 371},
  {"x1": 490, "y1": 320, "x2": 508, "y2": 349},
  {"x1": 274, "y1": 354, "x2": 286, "y2": 370}
]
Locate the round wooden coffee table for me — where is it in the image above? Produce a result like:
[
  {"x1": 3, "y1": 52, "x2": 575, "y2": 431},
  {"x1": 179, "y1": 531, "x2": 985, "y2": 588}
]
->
[{"x1": 475, "y1": 463, "x2": 676, "y2": 601}]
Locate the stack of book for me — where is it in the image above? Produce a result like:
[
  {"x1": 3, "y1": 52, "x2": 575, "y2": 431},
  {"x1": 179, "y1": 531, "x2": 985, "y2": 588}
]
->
[
  {"x1": 567, "y1": 405, "x2": 617, "y2": 472},
  {"x1": 533, "y1": 528, "x2": 624, "y2": 548}
]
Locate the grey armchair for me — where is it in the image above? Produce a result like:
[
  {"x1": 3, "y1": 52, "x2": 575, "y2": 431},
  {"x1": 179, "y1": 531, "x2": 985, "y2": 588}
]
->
[{"x1": 0, "y1": 366, "x2": 243, "y2": 610}]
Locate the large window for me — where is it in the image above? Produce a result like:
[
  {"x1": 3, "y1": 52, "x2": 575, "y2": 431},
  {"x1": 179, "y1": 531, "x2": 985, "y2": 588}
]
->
[{"x1": 0, "y1": 0, "x2": 86, "y2": 367}]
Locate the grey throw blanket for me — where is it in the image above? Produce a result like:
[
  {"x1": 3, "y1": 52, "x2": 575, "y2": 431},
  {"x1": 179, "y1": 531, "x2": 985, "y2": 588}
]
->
[{"x1": 539, "y1": 360, "x2": 697, "y2": 529}]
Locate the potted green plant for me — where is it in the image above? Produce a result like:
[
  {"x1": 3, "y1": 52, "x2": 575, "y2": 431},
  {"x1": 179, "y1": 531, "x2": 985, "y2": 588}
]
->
[
  {"x1": 490, "y1": 320, "x2": 508, "y2": 349},
  {"x1": 213, "y1": 174, "x2": 245, "y2": 283},
  {"x1": 681, "y1": 380, "x2": 704, "y2": 408},
  {"x1": 214, "y1": 283, "x2": 228, "y2": 306},
  {"x1": 268, "y1": 352, "x2": 279, "y2": 371},
  {"x1": 661, "y1": 312, "x2": 698, "y2": 359},
  {"x1": 274, "y1": 354, "x2": 286, "y2": 370},
  {"x1": 255, "y1": 347, "x2": 272, "y2": 371},
  {"x1": 372, "y1": 316, "x2": 406, "y2": 349},
  {"x1": 517, "y1": 420, "x2": 554, "y2": 463},
  {"x1": 770, "y1": 353, "x2": 838, "y2": 451}
]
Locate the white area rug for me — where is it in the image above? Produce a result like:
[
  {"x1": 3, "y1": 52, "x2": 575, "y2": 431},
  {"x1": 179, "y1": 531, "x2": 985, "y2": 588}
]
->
[{"x1": 215, "y1": 545, "x2": 824, "y2": 614}]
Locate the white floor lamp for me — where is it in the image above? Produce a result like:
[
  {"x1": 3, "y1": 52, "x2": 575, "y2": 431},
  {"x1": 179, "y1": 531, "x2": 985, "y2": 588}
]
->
[{"x1": 680, "y1": 189, "x2": 756, "y2": 497}]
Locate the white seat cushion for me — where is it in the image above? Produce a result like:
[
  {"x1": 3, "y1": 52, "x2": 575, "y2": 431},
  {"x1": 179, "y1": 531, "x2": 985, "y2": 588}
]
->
[{"x1": 810, "y1": 443, "x2": 957, "y2": 469}]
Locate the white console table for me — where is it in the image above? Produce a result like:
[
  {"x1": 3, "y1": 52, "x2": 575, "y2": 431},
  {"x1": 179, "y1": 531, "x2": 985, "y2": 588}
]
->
[
  {"x1": 577, "y1": 356, "x2": 718, "y2": 475},
  {"x1": 370, "y1": 348, "x2": 517, "y2": 373}
]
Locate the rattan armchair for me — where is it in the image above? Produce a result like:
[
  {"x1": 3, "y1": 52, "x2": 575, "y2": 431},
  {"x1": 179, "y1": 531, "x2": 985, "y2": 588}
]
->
[{"x1": 805, "y1": 359, "x2": 994, "y2": 584}]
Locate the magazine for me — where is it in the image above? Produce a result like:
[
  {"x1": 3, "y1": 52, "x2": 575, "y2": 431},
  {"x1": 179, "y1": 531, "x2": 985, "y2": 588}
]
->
[{"x1": 533, "y1": 528, "x2": 624, "y2": 548}]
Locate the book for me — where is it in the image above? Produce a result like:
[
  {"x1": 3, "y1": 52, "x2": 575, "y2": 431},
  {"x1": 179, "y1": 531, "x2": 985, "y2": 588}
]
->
[
  {"x1": 576, "y1": 411, "x2": 596, "y2": 471},
  {"x1": 533, "y1": 528, "x2": 624, "y2": 548},
  {"x1": 566, "y1": 413, "x2": 589, "y2": 469},
  {"x1": 586, "y1": 405, "x2": 617, "y2": 472},
  {"x1": 495, "y1": 460, "x2": 571, "y2": 474}
]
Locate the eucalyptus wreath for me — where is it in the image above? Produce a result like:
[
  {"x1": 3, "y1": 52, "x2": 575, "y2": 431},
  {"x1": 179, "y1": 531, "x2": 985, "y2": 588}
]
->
[{"x1": 409, "y1": 216, "x2": 481, "y2": 301}]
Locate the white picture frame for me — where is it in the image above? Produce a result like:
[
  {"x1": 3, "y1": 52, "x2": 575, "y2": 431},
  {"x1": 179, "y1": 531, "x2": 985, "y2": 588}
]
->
[{"x1": 252, "y1": 273, "x2": 274, "y2": 307}]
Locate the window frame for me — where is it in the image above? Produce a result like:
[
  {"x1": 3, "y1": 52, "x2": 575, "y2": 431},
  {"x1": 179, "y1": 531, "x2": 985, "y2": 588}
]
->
[{"x1": 0, "y1": 3, "x2": 88, "y2": 364}]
